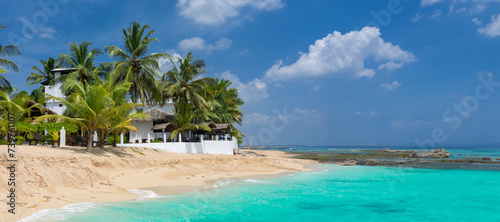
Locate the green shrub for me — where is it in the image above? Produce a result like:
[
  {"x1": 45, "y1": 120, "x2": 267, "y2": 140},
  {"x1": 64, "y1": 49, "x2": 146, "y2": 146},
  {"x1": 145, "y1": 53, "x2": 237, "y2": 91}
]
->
[
  {"x1": 106, "y1": 135, "x2": 128, "y2": 144},
  {"x1": 0, "y1": 139, "x2": 7, "y2": 145},
  {"x1": 41, "y1": 135, "x2": 53, "y2": 140},
  {"x1": 14, "y1": 136, "x2": 25, "y2": 145}
]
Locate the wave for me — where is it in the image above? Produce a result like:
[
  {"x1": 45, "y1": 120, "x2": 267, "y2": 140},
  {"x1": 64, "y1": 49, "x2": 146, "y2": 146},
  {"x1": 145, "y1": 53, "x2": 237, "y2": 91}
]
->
[
  {"x1": 20, "y1": 202, "x2": 96, "y2": 222},
  {"x1": 127, "y1": 189, "x2": 160, "y2": 200}
]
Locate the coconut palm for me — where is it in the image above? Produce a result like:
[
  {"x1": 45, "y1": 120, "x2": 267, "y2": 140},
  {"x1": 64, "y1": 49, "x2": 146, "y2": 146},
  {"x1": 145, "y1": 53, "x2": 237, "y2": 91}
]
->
[
  {"x1": 163, "y1": 52, "x2": 212, "y2": 111},
  {"x1": 105, "y1": 22, "x2": 169, "y2": 105},
  {"x1": 204, "y1": 78, "x2": 244, "y2": 125},
  {"x1": 0, "y1": 24, "x2": 21, "y2": 91},
  {"x1": 169, "y1": 102, "x2": 218, "y2": 140},
  {"x1": 57, "y1": 40, "x2": 103, "y2": 87},
  {"x1": 26, "y1": 57, "x2": 62, "y2": 91},
  {"x1": 37, "y1": 74, "x2": 148, "y2": 151},
  {"x1": 0, "y1": 90, "x2": 42, "y2": 138}
]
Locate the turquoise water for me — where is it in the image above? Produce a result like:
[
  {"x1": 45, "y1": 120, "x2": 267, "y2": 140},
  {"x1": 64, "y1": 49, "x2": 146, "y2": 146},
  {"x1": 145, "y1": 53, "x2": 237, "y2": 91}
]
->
[{"x1": 23, "y1": 165, "x2": 500, "y2": 222}]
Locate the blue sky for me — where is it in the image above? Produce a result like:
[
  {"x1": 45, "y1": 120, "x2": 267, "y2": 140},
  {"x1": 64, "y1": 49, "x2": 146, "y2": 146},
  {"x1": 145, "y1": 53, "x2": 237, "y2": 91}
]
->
[{"x1": 1, "y1": 0, "x2": 500, "y2": 147}]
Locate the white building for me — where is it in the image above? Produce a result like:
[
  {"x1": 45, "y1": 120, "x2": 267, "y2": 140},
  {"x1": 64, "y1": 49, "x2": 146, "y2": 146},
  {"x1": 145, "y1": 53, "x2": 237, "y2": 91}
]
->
[
  {"x1": 44, "y1": 68, "x2": 237, "y2": 155},
  {"x1": 44, "y1": 68, "x2": 175, "y2": 142}
]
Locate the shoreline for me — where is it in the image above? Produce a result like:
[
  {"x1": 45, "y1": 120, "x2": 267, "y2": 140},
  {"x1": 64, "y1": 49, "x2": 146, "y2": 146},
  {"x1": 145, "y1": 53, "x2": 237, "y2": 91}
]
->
[{"x1": 0, "y1": 145, "x2": 316, "y2": 221}]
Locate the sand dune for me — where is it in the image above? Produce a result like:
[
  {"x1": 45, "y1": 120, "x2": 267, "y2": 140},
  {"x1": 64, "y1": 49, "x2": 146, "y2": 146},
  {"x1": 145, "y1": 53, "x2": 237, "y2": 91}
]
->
[{"x1": 0, "y1": 145, "x2": 314, "y2": 221}]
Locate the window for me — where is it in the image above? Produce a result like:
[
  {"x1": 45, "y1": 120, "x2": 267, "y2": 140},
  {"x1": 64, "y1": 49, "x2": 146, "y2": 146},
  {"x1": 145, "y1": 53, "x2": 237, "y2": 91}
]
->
[{"x1": 59, "y1": 104, "x2": 63, "y2": 107}]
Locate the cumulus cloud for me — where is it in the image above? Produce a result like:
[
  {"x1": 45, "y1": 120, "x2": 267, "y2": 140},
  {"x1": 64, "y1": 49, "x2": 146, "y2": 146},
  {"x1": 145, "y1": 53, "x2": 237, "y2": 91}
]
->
[
  {"x1": 178, "y1": 37, "x2": 232, "y2": 52},
  {"x1": 479, "y1": 14, "x2": 500, "y2": 37},
  {"x1": 421, "y1": 0, "x2": 443, "y2": 7},
  {"x1": 369, "y1": 111, "x2": 378, "y2": 117},
  {"x1": 381, "y1": 80, "x2": 402, "y2": 90},
  {"x1": 264, "y1": 27, "x2": 415, "y2": 82},
  {"x1": 156, "y1": 50, "x2": 183, "y2": 73},
  {"x1": 177, "y1": 0, "x2": 284, "y2": 25},
  {"x1": 219, "y1": 70, "x2": 268, "y2": 103}
]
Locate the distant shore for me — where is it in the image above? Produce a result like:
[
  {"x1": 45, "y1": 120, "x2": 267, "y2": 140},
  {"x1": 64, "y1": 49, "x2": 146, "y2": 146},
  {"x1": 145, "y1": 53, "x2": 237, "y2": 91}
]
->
[{"x1": 0, "y1": 145, "x2": 315, "y2": 221}]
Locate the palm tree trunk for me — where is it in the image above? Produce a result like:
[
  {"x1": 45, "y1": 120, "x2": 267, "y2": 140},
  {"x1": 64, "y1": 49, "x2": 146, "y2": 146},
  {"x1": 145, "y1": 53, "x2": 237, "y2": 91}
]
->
[{"x1": 86, "y1": 132, "x2": 93, "y2": 152}]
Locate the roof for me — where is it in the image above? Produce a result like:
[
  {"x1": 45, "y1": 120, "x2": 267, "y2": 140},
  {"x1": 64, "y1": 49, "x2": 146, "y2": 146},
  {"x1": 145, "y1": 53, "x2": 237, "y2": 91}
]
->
[
  {"x1": 139, "y1": 108, "x2": 173, "y2": 121},
  {"x1": 26, "y1": 100, "x2": 58, "y2": 116},
  {"x1": 51, "y1": 68, "x2": 77, "y2": 72},
  {"x1": 151, "y1": 123, "x2": 178, "y2": 131},
  {"x1": 213, "y1": 123, "x2": 231, "y2": 130}
]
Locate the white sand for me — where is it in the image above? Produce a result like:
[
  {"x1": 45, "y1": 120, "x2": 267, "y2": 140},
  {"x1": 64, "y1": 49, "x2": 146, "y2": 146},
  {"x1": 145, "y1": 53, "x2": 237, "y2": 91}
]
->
[{"x1": 0, "y1": 145, "x2": 315, "y2": 221}]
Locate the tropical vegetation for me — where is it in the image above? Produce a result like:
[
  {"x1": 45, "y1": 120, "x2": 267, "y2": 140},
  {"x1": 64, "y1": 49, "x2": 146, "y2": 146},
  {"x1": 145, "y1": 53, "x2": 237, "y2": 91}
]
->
[
  {"x1": 0, "y1": 24, "x2": 21, "y2": 92},
  {"x1": 0, "y1": 21, "x2": 245, "y2": 151}
]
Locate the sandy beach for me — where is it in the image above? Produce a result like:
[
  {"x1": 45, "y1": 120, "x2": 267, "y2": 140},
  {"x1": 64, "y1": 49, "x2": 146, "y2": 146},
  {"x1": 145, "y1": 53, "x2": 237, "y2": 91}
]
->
[{"x1": 0, "y1": 145, "x2": 315, "y2": 221}]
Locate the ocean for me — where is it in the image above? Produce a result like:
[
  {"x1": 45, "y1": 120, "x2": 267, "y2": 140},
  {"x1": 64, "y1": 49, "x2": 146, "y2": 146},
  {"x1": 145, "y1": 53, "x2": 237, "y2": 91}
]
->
[{"x1": 22, "y1": 147, "x2": 500, "y2": 221}]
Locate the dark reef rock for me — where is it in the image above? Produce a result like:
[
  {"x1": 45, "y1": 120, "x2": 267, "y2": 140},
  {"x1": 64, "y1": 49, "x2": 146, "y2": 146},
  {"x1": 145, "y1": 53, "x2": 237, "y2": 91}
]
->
[{"x1": 482, "y1": 157, "x2": 492, "y2": 161}]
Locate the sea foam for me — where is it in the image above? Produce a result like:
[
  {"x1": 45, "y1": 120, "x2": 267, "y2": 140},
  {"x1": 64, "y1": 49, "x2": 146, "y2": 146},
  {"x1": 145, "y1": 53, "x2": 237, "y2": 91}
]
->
[
  {"x1": 127, "y1": 189, "x2": 160, "y2": 200},
  {"x1": 20, "y1": 202, "x2": 96, "y2": 222}
]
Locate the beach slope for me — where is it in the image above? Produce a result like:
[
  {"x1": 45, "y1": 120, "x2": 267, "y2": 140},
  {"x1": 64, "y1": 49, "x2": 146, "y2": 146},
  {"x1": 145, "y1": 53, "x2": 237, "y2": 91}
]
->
[{"x1": 0, "y1": 145, "x2": 314, "y2": 221}]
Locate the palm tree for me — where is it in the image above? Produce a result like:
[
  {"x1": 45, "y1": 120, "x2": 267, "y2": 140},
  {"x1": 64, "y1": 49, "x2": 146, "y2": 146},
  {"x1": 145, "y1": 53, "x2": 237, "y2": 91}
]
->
[
  {"x1": 169, "y1": 102, "x2": 217, "y2": 140},
  {"x1": 37, "y1": 74, "x2": 148, "y2": 151},
  {"x1": 204, "y1": 78, "x2": 244, "y2": 125},
  {"x1": 0, "y1": 90, "x2": 42, "y2": 138},
  {"x1": 0, "y1": 24, "x2": 21, "y2": 92},
  {"x1": 105, "y1": 21, "x2": 169, "y2": 105},
  {"x1": 57, "y1": 40, "x2": 103, "y2": 87},
  {"x1": 26, "y1": 57, "x2": 62, "y2": 91},
  {"x1": 163, "y1": 52, "x2": 212, "y2": 111}
]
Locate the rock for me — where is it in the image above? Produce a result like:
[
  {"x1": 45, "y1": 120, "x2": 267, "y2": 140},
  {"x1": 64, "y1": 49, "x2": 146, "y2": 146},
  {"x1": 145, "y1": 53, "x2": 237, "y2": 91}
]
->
[
  {"x1": 365, "y1": 159, "x2": 379, "y2": 166},
  {"x1": 239, "y1": 151, "x2": 266, "y2": 157},
  {"x1": 416, "y1": 148, "x2": 450, "y2": 158},
  {"x1": 377, "y1": 148, "x2": 390, "y2": 152},
  {"x1": 482, "y1": 157, "x2": 492, "y2": 161},
  {"x1": 337, "y1": 159, "x2": 357, "y2": 166},
  {"x1": 355, "y1": 159, "x2": 379, "y2": 166}
]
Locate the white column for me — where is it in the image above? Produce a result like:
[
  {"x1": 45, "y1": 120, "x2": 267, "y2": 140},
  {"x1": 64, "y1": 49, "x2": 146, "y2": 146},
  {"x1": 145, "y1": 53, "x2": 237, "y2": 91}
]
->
[
  {"x1": 120, "y1": 133, "x2": 124, "y2": 144},
  {"x1": 200, "y1": 135, "x2": 205, "y2": 153},
  {"x1": 178, "y1": 133, "x2": 182, "y2": 143},
  {"x1": 163, "y1": 133, "x2": 166, "y2": 143},
  {"x1": 93, "y1": 131, "x2": 98, "y2": 141},
  {"x1": 147, "y1": 133, "x2": 151, "y2": 143},
  {"x1": 59, "y1": 127, "x2": 66, "y2": 147},
  {"x1": 225, "y1": 134, "x2": 228, "y2": 141}
]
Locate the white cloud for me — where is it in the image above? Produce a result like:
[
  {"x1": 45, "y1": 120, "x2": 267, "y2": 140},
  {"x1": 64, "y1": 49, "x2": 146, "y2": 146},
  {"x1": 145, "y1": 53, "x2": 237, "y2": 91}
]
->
[
  {"x1": 244, "y1": 113, "x2": 270, "y2": 125},
  {"x1": 264, "y1": 27, "x2": 415, "y2": 82},
  {"x1": 178, "y1": 37, "x2": 232, "y2": 52},
  {"x1": 381, "y1": 80, "x2": 402, "y2": 90},
  {"x1": 156, "y1": 50, "x2": 183, "y2": 73},
  {"x1": 369, "y1": 111, "x2": 378, "y2": 117},
  {"x1": 479, "y1": 14, "x2": 500, "y2": 37},
  {"x1": 421, "y1": 0, "x2": 443, "y2": 7},
  {"x1": 177, "y1": 0, "x2": 284, "y2": 25},
  {"x1": 472, "y1": 17, "x2": 483, "y2": 25},
  {"x1": 411, "y1": 13, "x2": 424, "y2": 22},
  {"x1": 391, "y1": 119, "x2": 423, "y2": 128},
  {"x1": 354, "y1": 112, "x2": 362, "y2": 116},
  {"x1": 430, "y1": 9, "x2": 443, "y2": 18},
  {"x1": 219, "y1": 70, "x2": 268, "y2": 103}
]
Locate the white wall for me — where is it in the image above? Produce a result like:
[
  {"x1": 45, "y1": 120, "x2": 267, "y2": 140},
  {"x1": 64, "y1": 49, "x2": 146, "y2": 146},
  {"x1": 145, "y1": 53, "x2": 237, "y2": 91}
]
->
[
  {"x1": 116, "y1": 140, "x2": 237, "y2": 155},
  {"x1": 44, "y1": 72, "x2": 66, "y2": 115},
  {"x1": 129, "y1": 120, "x2": 154, "y2": 143}
]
